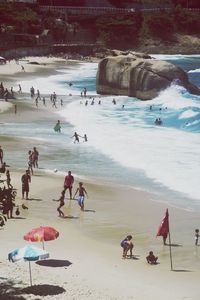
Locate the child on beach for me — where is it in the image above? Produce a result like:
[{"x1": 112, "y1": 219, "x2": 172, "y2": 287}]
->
[
  {"x1": 120, "y1": 235, "x2": 134, "y2": 259},
  {"x1": 146, "y1": 251, "x2": 158, "y2": 264},
  {"x1": 73, "y1": 182, "x2": 88, "y2": 211},
  {"x1": 195, "y1": 229, "x2": 200, "y2": 246},
  {"x1": 56, "y1": 190, "x2": 65, "y2": 217}
]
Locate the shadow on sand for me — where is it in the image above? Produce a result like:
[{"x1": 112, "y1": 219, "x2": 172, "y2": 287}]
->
[
  {"x1": 172, "y1": 269, "x2": 192, "y2": 272},
  {"x1": 84, "y1": 209, "x2": 96, "y2": 213},
  {"x1": 0, "y1": 278, "x2": 26, "y2": 300},
  {"x1": 22, "y1": 284, "x2": 66, "y2": 296},
  {"x1": 36, "y1": 259, "x2": 72, "y2": 268},
  {"x1": 27, "y1": 198, "x2": 42, "y2": 201},
  {"x1": 165, "y1": 243, "x2": 182, "y2": 247},
  {"x1": 0, "y1": 279, "x2": 65, "y2": 298}
]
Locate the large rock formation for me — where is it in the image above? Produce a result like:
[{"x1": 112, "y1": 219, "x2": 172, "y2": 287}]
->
[{"x1": 96, "y1": 52, "x2": 200, "y2": 100}]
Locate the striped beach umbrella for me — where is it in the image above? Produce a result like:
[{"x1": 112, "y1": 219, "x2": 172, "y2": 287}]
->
[{"x1": 8, "y1": 245, "x2": 49, "y2": 285}]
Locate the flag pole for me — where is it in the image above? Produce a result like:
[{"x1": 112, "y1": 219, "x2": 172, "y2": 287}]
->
[{"x1": 168, "y1": 219, "x2": 173, "y2": 271}]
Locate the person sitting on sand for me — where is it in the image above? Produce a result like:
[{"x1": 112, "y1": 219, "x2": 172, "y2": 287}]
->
[
  {"x1": 120, "y1": 235, "x2": 134, "y2": 259},
  {"x1": 146, "y1": 251, "x2": 158, "y2": 264}
]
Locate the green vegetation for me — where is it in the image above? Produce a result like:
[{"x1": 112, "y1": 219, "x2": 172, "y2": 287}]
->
[{"x1": 0, "y1": 2, "x2": 200, "y2": 50}]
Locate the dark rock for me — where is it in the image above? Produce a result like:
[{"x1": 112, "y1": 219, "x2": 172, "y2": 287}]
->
[{"x1": 96, "y1": 53, "x2": 200, "y2": 100}]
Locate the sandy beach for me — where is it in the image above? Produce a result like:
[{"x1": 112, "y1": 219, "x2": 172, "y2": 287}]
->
[{"x1": 0, "y1": 57, "x2": 200, "y2": 300}]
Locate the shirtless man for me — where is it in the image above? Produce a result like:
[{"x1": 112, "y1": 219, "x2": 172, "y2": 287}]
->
[
  {"x1": 21, "y1": 170, "x2": 31, "y2": 200},
  {"x1": 73, "y1": 182, "x2": 88, "y2": 211},
  {"x1": 32, "y1": 147, "x2": 39, "y2": 168}
]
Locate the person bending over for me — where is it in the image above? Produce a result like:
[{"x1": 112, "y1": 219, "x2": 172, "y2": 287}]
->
[{"x1": 120, "y1": 235, "x2": 134, "y2": 259}]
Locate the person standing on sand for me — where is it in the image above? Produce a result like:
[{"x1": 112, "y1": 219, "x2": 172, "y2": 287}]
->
[
  {"x1": 56, "y1": 190, "x2": 65, "y2": 217},
  {"x1": 28, "y1": 150, "x2": 34, "y2": 175},
  {"x1": 32, "y1": 147, "x2": 39, "y2": 168},
  {"x1": 73, "y1": 182, "x2": 88, "y2": 211},
  {"x1": 21, "y1": 170, "x2": 31, "y2": 200},
  {"x1": 64, "y1": 171, "x2": 74, "y2": 199},
  {"x1": 0, "y1": 146, "x2": 3, "y2": 164}
]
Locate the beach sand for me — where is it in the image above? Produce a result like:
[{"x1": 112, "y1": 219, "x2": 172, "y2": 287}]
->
[{"x1": 0, "y1": 58, "x2": 200, "y2": 300}]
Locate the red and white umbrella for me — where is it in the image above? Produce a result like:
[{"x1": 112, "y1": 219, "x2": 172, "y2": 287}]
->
[{"x1": 24, "y1": 226, "x2": 59, "y2": 249}]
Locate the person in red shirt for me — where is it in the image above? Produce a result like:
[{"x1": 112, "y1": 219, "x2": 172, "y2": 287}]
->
[{"x1": 63, "y1": 171, "x2": 74, "y2": 199}]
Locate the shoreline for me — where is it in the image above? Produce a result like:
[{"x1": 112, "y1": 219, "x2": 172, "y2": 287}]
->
[{"x1": 0, "y1": 56, "x2": 200, "y2": 300}]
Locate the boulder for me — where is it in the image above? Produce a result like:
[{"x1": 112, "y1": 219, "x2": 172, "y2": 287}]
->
[{"x1": 96, "y1": 53, "x2": 200, "y2": 100}]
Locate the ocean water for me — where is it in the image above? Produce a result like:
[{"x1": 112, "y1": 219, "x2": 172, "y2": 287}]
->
[{"x1": 1, "y1": 56, "x2": 200, "y2": 211}]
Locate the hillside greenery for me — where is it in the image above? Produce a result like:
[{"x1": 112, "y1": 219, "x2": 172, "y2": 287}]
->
[{"x1": 0, "y1": 2, "x2": 200, "y2": 49}]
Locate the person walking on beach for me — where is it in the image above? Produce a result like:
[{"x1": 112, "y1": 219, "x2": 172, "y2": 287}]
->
[
  {"x1": 21, "y1": 170, "x2": 31, "y2": 200},
  {"x1": 195, "y1": 229, "x2": 200, "y2": 246},
  {"x1": 0, "y1": 146, "x2": 3, "y2": 164},
  {"x1": 56, "y1": 190, "x2": 65, "y2": 217},
  {"x1": 32, "y1": 147, "x2": 39, "y2": 168},
  {"x1": 36, "y1": 89, "x2": 41, "y2": 101},
  {"x1": 64, "y1": 171, "x2": 74, "y2": 199},
  {"x1": 120, "y1": 235, "x2": 134, "y2": 259},
  {"x1": 73, "y1": 182, "x2": 88, "y2": 211}
]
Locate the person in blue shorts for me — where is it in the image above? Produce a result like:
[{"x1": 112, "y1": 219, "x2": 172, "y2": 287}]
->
[
  {"x1": 73, "y1": 182, "x2": 88, "y2": 211},
  {"x1": 120, "y1": 235, "x2": 134, "y2": 259}
]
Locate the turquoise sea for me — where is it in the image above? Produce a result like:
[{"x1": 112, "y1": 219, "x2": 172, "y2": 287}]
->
[{"x1": 1, "y1": 55, "x2": 200, "y2": 211}]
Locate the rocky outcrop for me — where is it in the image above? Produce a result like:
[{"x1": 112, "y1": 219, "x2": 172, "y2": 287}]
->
[{"x1": 96, "y1": 52, "x2": 200, "y2": 100}]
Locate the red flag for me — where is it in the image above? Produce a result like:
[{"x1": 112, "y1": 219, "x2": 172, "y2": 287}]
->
[{"x1": 156, "y1": 209, "x2": 169, "y2": 237}]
